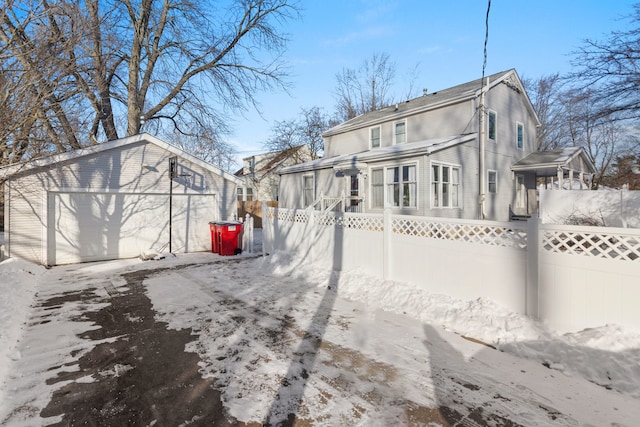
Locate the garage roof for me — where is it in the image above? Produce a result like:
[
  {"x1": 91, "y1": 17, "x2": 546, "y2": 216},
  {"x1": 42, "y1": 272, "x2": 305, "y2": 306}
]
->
[{"x1": 0, "y1": 133, "x2": 243, "y2": 185}]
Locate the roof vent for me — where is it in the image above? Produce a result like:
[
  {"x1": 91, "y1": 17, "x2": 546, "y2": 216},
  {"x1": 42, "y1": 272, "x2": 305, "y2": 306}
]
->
[{"x1": 423, "y1": 88, "x2": 428, "y2": 96}]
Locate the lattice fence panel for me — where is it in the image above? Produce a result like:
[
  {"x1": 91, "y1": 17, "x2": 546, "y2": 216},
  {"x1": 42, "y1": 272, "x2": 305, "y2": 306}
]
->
[
  {"x1": 265, "y1": 207, "x2": 276, "y2": 221},
  {"x1": 392, "y1": 217, "x2": 528, "y2": 249},
  {"x1": 341, "y1": 215, "x2": 384, "y2": 231},
  {"x1": 274, "y1": 208, "x2": 295, "y2": 223},
  {"x1": 313, "y1": 212, "x2": 384, "y2": 231},
  {"x1": 294, "y1": 210, "x2": 310, "y2": 223},
  {"x1": 315, "y1": 213, "x2": 336, "y2": 227},
  {"x1": 543, "y1": 230, "x2": 640, "y2": 261}
]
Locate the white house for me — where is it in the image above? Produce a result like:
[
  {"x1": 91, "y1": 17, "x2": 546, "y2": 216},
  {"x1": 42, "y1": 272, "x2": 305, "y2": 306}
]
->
[
  {"x1": 1, "y1": 133, "x2": 242, "y2": 265},
  {"x1": 278, "y1": 69, "x2": 596, "y2": 222},
  {"x1": 235, "y1": 145, "x2": 313, "y2": 202}
]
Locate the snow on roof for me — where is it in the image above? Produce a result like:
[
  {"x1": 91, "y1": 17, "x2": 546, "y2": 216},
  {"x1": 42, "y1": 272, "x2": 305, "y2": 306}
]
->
[
  {"x1": 323, "y1": 69, "x2": 538, "y2": 137},
  {"x1": 279, "y1": 133, "x2": 477, "y2": 174}
]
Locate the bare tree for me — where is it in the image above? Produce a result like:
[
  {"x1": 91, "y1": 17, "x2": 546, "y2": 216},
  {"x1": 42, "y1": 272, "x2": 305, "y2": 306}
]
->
[
  {"x1": 334, "y1": 52, "x2": 417, "y2": 121},
  {"x1": 570, "y1": 5, "x2": 640, "y2": 121},
  {"x1": 0, "y1": 2, "x2": 83, "y2": 157},
  {"x1": 560, "y1": 88, "x2": 632, "y2": 189},
  {"x1": 601, "y1": 153, "x2": 640, "y2": 189},
  {"x1": 522, "y1": 73, "x2": 567, "y2": 151},
  {"x1": 523, "y1": 72, "x2": 636, "y2": 188},
  {"x1": 264, "y1": 106, "x2": 336, "y2": 160},
  {"x1": 0, "y1": 0, "x2": 298, "y2": 167}
]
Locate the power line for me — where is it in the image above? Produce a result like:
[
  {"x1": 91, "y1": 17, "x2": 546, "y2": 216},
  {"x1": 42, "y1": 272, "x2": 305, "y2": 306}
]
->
[{"x1": 482, "y1": 0, "x2": 491, "y2": 81}]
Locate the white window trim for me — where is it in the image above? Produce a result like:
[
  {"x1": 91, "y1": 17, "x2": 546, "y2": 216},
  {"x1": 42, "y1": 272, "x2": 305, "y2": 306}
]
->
[
  {"x1": 383, "y1": 162, "x2": 418, "y2": 209},
  {"x1": 516, "y1": 121, "x2": 524, "y2": 150},
  {"x1": 370, "y1": 125, "x2": 381, "y2": 149},
  {"x1": 488, "y1": 110, "x2": 497, "y2": 143},
  {"x1": 393, "y1": 120, "x2": 407, "y2": 145},
  {"x1": 487, "y1": 169, "x2": 498, "y2": 194},
  {"x1": 430, "y1": 160, "x2": 462, "y2": 209}
]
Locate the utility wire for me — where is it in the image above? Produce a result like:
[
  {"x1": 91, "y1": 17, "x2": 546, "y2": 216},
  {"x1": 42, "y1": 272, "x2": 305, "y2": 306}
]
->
[{"x1": 482, "y1": 0, "x2": 491, "y2": 82}]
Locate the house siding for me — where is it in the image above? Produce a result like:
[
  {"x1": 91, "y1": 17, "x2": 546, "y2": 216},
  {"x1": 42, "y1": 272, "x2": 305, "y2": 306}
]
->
[
  {"x1": 326, "y1": 99, "x2": 477, "y2": 158},
  {"x1": 483, "y1": 81, "x2": 537, "y2": 220}
]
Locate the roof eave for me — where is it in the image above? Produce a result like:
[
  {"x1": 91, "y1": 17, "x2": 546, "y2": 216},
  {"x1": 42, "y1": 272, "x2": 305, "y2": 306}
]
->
[
  {"x1": 279, "y1": 134, "x2": 477, "y2": 175},
  {"x1": 322, "y1": 93, "x2": 477, "y2": 138},
  {"x1": 0, "y1": 133, "x2": 243, "y2": 186}
]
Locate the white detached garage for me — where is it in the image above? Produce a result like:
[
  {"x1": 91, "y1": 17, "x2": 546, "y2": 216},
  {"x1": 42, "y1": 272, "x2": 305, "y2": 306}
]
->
[{"x1": 1, "y1": 133, "x2": 241, "y2": 265}]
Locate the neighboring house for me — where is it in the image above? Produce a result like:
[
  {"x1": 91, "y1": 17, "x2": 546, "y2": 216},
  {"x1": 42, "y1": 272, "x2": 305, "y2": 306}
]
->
[
  {"x1": 235, "y1": 145, "x2": 313, "y2": 202},
  {"x1": 278, "y1": 69, "x2": 596, "y2": 222},
  {"x1": 1, "y1": 133, "x2": 242, "y2": 265}
]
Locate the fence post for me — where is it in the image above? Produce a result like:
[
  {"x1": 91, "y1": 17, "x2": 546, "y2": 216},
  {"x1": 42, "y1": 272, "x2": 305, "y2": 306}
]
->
[
  {"x1": 244, "y1": 213, "x2": 253, "y2": 253},
  {"x1": 262, "y1": 201, "x2": 269, "y2": 257},
  {"x1": 526, "y1": 214, "x2": 540, "y2": 319},
  {"x1": 383, "y1": 208, "x2": 392, "y2": 281}
]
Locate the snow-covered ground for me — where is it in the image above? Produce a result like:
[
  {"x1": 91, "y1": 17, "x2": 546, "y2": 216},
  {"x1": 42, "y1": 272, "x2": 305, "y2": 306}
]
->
[{"x1": 1, "y1": 235, "x2": 640, "y2": 425}]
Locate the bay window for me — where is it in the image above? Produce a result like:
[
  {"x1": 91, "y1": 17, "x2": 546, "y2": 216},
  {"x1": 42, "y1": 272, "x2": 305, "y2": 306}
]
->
[{"x1": 385, "y1": 164, "x2": 416, "y2": 208}]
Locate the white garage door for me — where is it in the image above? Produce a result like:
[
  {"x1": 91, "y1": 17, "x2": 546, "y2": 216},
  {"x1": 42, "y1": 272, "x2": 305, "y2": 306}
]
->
[{"x1": 48, "y1": 192, "x2": 217, "y2": 265}]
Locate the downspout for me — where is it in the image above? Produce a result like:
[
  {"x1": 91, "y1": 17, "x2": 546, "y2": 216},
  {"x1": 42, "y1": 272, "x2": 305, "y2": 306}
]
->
[{"x1": 478, "y1": 77, "x2": 489, "y2": 219}]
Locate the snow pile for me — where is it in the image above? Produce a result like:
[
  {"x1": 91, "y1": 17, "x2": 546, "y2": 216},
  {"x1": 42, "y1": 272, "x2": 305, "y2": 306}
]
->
[
  {"x1": 258, "y1": 252, "x2": 550, "y2": 344},
  {"x1": 257, "y1": 251, "x2": 640, "y2": 399},
  {"x1": 502, "y1": 325, "x2": 640, "y2": 398},
  {"x1": 0, "y1": 258, "x2": 44, "y2": 386}
]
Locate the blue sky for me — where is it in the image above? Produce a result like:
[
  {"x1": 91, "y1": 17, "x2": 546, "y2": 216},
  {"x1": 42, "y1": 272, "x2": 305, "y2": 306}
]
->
[{"x1": 229, "y1": 0, "x2": 638, "y2": 164}]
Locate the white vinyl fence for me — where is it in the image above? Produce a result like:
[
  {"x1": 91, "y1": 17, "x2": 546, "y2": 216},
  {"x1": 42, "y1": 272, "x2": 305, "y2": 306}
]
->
[{"x1": 263, "y1": 205, "x2": 640, "y2": 334}]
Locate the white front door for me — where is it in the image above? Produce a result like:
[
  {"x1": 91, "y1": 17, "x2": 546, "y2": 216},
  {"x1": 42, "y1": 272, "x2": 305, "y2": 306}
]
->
[{"x1": 346, "y1": 174, "x2": 360, "y2": 212}]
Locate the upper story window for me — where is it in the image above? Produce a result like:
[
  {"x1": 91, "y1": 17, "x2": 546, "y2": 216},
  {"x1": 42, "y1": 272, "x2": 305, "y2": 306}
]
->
[
  {"x1": 237, "y1": 187, "x2": 244, "y2": 202},
  {"x1": 386, "y1": 164, "x2": 416, "y2": 208},
  {"x1": 246, "y1": 187, "x2": 253, "y2": 202},
  {"x1": 488, "y1": 170, "x2": 497, "y2": 194},
  {"x1": 516, "y1": 122, "x2": 524, "y2": 150},
  {"x1": 431, "y1": 162, "x2": 461, "y2": 208},
  {"x1": 488, "y1": 110, "x2": 497, "y2": 142},
  {"x1": 394, "y1": 120, "x2": 406, "y2": 144},
  {"x1": 370, "y1": 126, "x2": 381, "y2": 149}
]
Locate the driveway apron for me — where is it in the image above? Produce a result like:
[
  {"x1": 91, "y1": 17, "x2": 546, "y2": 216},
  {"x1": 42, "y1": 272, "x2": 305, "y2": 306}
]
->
[{"x1": 36, "y1": 264, "x2": 252, "y2": 426}]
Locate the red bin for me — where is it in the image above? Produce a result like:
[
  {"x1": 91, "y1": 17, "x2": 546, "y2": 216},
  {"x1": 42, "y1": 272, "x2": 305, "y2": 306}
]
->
[{"x1": 218, "y1": 222, "x2": 243, "y2": 256}]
